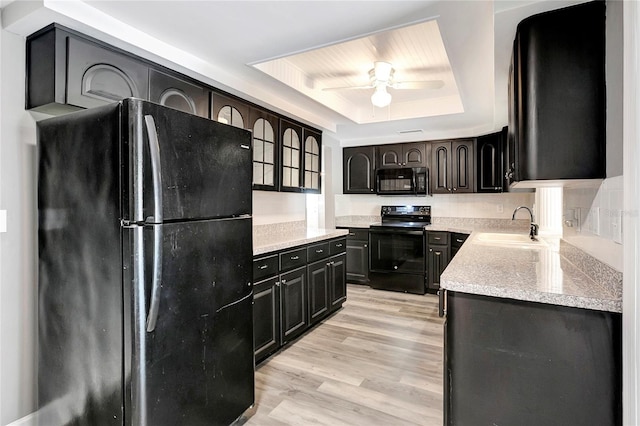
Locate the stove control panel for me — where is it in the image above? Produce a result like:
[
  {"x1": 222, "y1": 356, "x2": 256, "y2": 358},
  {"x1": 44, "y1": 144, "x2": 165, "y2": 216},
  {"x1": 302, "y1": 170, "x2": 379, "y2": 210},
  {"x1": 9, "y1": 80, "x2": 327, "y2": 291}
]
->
[{"x1": 380, "y1": 205, "x2": 431, "y2": 216}]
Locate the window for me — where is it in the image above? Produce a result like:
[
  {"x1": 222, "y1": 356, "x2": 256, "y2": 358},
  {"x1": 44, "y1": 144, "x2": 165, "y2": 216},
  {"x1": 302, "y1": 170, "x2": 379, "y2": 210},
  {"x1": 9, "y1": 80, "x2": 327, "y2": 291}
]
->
[{"x1": 253, "y1": 118, "x2": 275, "y2": 187}]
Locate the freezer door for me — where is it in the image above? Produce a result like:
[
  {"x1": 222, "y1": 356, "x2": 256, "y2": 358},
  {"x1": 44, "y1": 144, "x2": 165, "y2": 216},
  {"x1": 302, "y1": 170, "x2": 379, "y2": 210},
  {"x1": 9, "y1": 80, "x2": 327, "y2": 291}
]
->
[
  {"x1": 121, "y1": 98, "x2": 252, "y2": 223},
  {"x1": 123, "y1": 217, "x2": 254, "y2": 426}
]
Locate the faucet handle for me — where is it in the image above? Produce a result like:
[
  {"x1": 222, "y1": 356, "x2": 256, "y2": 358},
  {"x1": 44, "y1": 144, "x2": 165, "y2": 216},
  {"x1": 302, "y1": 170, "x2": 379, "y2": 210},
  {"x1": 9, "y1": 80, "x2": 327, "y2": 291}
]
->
[{"x1": 530, "y1": 223, "x2": 539, "y2": 240}]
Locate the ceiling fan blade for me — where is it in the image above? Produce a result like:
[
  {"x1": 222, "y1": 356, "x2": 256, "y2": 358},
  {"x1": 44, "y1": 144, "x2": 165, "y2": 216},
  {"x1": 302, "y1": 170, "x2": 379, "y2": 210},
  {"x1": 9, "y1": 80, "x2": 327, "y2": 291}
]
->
[
  {"x1": 321, "y1": 84, "x2": 374, "y2": 91},
  {"x1": 392, "y1": 80, "x2": 445, "y2": 90}
]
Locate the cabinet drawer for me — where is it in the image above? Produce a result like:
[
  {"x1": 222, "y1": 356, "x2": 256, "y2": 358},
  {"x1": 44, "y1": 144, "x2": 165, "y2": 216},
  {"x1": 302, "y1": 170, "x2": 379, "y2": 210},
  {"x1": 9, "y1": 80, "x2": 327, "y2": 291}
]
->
[
  {"x1": 307, "y1": 242, "x2": 330, "y2": 263},
  {"x1": 451, "y1": 233, "x2": 469, "y2": 250},
  {"x1": 428, "y1": 232, "x2": 450, "y2": 245},
  {"x1": 330, "y1": 238, "x2": 347, "y2": 255},
  {"x1": 346, "y1": 229, "x2": 369, "y2": 241},
  {"x1": 280, "y1": 247, "x2": 307, "y2": 272},
  {"x1": 253, "y1": 254, "x2": 278, "y2": 281}
]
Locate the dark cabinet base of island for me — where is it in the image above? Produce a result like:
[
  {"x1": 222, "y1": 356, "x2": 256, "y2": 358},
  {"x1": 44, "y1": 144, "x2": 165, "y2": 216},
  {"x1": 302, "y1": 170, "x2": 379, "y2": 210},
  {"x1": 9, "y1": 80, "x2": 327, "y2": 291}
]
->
[{"x1": 444, "y1": 291, "x2": 621, "y2": 426}]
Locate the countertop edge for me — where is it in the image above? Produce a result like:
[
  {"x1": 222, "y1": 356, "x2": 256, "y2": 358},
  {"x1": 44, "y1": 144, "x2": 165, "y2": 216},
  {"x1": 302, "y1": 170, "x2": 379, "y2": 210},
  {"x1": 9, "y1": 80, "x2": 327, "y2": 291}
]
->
[{"x1": 253, "y1": 229, "x2": 349, "y2": 256}]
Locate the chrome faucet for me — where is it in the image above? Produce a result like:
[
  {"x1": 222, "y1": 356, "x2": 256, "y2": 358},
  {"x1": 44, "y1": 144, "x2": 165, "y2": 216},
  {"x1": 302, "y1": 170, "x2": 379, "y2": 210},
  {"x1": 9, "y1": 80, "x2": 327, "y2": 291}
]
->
[{"x1": 512, "y1": 206, "x2": 539, "y2": 240}]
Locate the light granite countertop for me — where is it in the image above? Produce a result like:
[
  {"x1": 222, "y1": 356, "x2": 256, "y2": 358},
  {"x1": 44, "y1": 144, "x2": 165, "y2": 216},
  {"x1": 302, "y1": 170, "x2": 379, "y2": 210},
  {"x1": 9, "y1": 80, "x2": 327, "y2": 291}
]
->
[
  {"x1": 253, "y1": 228, "x2": 349, "y2": 256},
  {"x1": 441, "y1": 231, "x2": 622, "y2": 313}
]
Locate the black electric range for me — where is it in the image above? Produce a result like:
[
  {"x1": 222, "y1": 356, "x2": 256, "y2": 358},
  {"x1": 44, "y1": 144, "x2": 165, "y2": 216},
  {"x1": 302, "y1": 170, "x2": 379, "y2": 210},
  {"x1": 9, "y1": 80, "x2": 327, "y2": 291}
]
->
[
  {"x1": 369, "y1": 206, "x2": 431, "y2": 294},
  {"x1": 370, "y1": 205, "x2": 432, "y2": 231}
]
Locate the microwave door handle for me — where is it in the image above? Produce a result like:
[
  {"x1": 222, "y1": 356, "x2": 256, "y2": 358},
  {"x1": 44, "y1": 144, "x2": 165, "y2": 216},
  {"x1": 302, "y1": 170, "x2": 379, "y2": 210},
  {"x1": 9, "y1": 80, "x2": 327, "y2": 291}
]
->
[{"x1": 412, "y1": 171, "x2": 417, "y2": 196}]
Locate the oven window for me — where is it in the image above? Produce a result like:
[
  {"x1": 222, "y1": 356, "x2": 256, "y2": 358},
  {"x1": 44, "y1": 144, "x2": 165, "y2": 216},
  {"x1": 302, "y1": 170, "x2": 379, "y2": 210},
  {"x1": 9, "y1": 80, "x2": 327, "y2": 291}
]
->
[{"x1": 370, "y1": 231, "x2": 425, "y2": 274}]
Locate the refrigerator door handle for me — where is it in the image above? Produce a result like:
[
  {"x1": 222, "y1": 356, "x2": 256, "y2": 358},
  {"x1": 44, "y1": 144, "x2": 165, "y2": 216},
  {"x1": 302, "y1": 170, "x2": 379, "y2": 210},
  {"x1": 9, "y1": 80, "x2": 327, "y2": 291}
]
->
[
  {"x1": 143, "y1": 115, "x2": 164, "y2": 332},
  {"x1": 146, "y1": 224, "x2": 163, "y2": 332},
  {"x1": 143, "y1": 115, "x2": 163, "y2": 224}
]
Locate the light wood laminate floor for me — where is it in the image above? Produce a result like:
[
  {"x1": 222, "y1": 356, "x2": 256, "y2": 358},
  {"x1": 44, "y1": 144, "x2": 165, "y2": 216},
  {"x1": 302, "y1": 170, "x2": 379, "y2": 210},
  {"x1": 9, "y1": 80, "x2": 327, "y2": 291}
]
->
[{"x1": 240, "y1": 284, "x2": 445, "y2": 426}]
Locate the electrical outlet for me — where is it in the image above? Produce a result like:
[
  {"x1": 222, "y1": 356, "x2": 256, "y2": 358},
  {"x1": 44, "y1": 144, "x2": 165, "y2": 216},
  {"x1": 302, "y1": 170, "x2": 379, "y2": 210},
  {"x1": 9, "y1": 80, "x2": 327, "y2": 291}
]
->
[
  {"x1": 612, "y1": 210, "x2": 622, "y2": 244},
  {"x1": 496, "y1": 204, "x2": 503, "y2": 213}
]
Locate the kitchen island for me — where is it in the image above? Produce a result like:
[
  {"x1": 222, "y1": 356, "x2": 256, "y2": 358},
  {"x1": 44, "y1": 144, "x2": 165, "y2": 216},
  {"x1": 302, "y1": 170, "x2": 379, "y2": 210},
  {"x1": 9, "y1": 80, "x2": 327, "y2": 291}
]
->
[{"x1": 440, "y1": 231, "x2": 622, "y2": 426}]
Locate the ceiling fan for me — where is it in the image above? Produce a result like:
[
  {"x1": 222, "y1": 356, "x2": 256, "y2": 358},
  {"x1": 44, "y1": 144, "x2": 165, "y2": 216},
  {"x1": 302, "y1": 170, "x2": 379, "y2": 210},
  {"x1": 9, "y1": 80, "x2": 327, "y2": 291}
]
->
[{"x1": 322, "y1": 61, "x2": 445, "y2": 108}]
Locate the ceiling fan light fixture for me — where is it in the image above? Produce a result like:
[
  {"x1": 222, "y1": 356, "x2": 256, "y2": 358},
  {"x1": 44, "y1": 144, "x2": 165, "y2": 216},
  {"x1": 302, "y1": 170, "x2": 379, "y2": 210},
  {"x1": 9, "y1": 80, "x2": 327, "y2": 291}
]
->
[{"x1": 371, "y1": 85, "x2": 392, "y2": 108}]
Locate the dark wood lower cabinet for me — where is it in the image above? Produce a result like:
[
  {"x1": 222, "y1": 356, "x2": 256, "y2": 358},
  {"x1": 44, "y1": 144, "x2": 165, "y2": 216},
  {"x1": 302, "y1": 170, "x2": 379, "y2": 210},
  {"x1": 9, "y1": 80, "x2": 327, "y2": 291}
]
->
[
  {"x1": 445, "y1": 291, "x2": 622, "y2": 426},
  {"x1": 279, "y1": 267, "x2": 308, "y2": 344},
  {"x1": 253, "y1": 237, "x2": 347, "y2": 364},
  {"x1": 427, "y1": 244, "x2": 450, "y2": 292},
  {"x1": 252, "y1": 276, "x2": 280, "y2": 361},
  {"x1": 308, "y1": 259, "x2": 330, "y2": 325},
  {"x1": 329, "y1": 253, "x2": 347, "y2": 310}
]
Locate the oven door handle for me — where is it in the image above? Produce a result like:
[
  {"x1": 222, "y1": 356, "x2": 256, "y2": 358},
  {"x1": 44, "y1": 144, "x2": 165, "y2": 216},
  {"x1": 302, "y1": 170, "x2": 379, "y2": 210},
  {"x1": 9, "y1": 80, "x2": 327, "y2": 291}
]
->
[{"x1": 370, "y1": 228, "x2": 425, "y2": 237}]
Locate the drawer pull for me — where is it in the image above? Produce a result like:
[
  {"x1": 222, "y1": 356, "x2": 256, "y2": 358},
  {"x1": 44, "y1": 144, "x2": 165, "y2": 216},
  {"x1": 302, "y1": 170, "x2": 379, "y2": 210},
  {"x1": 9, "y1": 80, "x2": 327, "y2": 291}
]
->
[
  {"x1": 291, "y1": 255, "x2": 299, "y2": 260},
  {"x1": 456, "y1": 239, "x2": 464, "y2": 243},
  {"x1": 348, "y1": 233, "x2": 356, "y2": 236},
  {"x1": 335, "y1": 243, "x2": 343, "y2": 247},
  {"x1": 316, "y1": 249, "x2": 324, "y2": 253},
  {"x1": 259, "y1": 265, "x2": 268, "y2": 270},
  {"x1": 434, "y1": 237, "x2": 441, "y2": 240}
]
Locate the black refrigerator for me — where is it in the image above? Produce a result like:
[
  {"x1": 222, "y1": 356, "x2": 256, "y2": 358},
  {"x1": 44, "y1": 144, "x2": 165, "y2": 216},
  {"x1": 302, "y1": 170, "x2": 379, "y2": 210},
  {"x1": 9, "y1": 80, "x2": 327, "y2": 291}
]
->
[{"x1": 37, "y1": 98, "x2": 254, "y2": 425}]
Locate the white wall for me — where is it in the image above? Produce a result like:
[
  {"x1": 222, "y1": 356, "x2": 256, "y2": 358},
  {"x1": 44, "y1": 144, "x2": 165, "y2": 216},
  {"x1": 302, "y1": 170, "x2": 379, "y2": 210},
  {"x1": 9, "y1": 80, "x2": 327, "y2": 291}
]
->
[
  {"x1": 0, "y1": 28, "x2": 38, "y2": 425},
  {"x1": 252, "y1": 191, "x2": 306, "y2": 226}
]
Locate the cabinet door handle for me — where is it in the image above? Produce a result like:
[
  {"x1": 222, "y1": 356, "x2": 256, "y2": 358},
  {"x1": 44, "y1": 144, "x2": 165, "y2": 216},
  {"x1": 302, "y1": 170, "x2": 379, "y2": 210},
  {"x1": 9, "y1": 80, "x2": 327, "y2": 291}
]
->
[
  {"x1": 259, "y1": 265, "x2": 268, "y2": 270},
  {"x1": 276, "y1": 281, "x2": 281, "y2": 287},
  {"x1": 348, "y1": 233, "x2": 356, "y2": 236},
  {"x1": 364, "y1": 244, "x2": 368, "y2": 248},
  {"x1": 429, "y1": 248, "x2": 433, "y2": 252},
  {"x1": 453, "y1": 188, "x2": 457, "y2": 191},
  {"x1": 335, "y1": 243, "x2": 343, "y2": 247},
  {"x1": 316, "y1": 249, "x2": 324, "y2": 253},
  {"x1": 281, "y1": 279, "x2": 286, "y2": 284},
  {"x1": 291, "y1": 256, "x2": 299, "y2": 260}
]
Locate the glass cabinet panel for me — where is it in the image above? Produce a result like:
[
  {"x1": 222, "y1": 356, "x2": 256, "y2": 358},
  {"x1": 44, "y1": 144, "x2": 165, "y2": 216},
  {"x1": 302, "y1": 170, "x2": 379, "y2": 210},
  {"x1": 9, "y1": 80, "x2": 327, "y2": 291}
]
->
[
  {"x1": 282, "y1": 127, "x2": 301, "y2": 189},
  {"x1": 304, "y1": 135, "x2": 320, "y2": 190},
  {"x1": 252, "y1": 118, "x2": 275, "y2": 186},
  {"x1": 217, "y1": 106, "x2": 245, "y2": 128}
]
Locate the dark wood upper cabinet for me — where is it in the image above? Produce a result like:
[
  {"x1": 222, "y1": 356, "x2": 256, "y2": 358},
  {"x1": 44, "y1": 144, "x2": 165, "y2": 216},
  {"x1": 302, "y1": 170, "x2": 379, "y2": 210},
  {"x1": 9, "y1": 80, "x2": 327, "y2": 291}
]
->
[
  {"x1": 279, "y1": 119, "x2": 303, "y2": 192},
  {"x1": 26, "y1": 24, "x2": 148, "y2": 113},
  {"x1": 431, "y1": 140, "x2": 474, "y2": 194},
  {"x1": 27, "y1": 24, "x2": 321, "y2": 195},
  {"x1": 508, "y1": 1, "x2": 605, "y2": 184},
  {"x1": 250, "y1": 107, "x2": 279, "y2": 191},
  {"x1": 377, "y1": 142, "x2": 427, "y2": 168},
  {"x1": 148, "y1": 69, "x2": 209, "y2": 118},
  {"x1": 302, "y1": 128, "x2": 322, "y2": 193},
  {"x1": 476, "y1": 130, "x2": 505, "y2": 193},
  {"x1": 66, "y1": 37, "x2": 149, "y2": 109},
  {"x1": 212, "y1": 93, "x2": 250, "y2": 130},
  {"x1": 343, "y1": 146, "x2": 376, "y2": 194}
]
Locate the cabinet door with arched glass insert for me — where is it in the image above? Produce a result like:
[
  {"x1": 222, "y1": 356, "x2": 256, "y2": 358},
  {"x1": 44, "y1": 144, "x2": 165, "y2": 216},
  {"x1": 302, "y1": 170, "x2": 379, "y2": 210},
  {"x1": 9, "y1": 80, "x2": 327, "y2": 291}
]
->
[
  {"x1": 149, "y1": 68, "x2": 209, "y2": 118},
  {"x1": 280, "y1": 120, "x2": 303, "y2": 192},
  {"x1": 302, "y1": 128, "x2": 322, "y2": 193},
  {"x1": 212, "y1": 93, "x2": 250, "y2": 129},
  {"x1": 250, "y1": 108, "x2": 279, "y2": 191}
]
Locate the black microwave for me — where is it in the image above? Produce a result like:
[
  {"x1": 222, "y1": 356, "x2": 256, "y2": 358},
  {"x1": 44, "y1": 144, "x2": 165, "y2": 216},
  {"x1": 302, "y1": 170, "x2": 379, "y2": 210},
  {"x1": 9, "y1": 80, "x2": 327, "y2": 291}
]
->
[{"x1": 375, "y1": 167, "x2": 429, "y2": 195}]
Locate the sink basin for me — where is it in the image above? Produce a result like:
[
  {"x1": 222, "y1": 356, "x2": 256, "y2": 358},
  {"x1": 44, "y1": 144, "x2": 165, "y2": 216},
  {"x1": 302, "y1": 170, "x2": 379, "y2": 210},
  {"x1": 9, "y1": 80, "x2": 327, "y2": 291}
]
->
[{"x1": 474, "y1": 232, "x2": 548, "y2": 248}]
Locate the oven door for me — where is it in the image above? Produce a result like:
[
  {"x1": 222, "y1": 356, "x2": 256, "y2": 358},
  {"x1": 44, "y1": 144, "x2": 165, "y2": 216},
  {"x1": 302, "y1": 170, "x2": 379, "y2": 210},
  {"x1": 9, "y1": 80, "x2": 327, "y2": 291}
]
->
[{"x1": 368, "y1": 227, "x2": 427, "y2": 294}]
